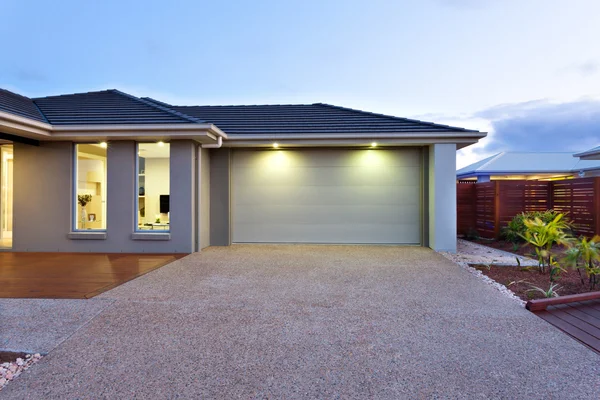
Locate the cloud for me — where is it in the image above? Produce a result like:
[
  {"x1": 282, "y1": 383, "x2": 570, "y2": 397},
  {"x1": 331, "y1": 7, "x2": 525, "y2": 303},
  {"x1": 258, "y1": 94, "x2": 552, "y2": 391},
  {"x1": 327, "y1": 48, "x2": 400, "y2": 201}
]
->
[
  {"x1": 474, "y1": 99, "x2": 600, "y2": 154},
  {"x1": 415, "y1": 97, "x2": 600, "y2": 169},
  {"x1": 560, "y1": 60, "x2": 599, "y2": 77},
  {"x1": 13, "y1": 67, "x2": 47, "y2": 82}
]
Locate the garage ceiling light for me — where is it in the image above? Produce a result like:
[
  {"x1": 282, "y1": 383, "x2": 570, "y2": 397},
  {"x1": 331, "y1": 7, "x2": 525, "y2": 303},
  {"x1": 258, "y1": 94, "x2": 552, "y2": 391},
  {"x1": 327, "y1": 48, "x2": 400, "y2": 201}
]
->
[
  {"x1": 99, "y1": 142, "x2": 108, "y2": 148},
  {"x1": 273, "y1": 143, "x2": 279, "y2": 149},
  {"x1": 371, "y1": 142, "x2": 377, "y2": 147},
  {"x1": 157, "y1": 141, "x2": 165, "y2": 147}
]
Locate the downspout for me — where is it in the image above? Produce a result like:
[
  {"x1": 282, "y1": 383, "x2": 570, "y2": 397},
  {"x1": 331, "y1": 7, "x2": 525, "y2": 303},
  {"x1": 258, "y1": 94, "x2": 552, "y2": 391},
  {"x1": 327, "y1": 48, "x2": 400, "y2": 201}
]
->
[{"x1": 202, "y1": 136, "x2": 222, "y2": 148}]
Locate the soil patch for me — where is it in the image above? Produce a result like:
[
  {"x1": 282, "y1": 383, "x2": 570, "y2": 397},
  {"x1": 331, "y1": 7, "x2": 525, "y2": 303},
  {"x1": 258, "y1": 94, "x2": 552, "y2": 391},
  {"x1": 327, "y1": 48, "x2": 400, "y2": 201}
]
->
[
  {"x1": 0, "y1": 352, "x2": 27, "y2": 364},
  {"x1": 472, "y1": 264, "x2": 597, "y2": 301}
]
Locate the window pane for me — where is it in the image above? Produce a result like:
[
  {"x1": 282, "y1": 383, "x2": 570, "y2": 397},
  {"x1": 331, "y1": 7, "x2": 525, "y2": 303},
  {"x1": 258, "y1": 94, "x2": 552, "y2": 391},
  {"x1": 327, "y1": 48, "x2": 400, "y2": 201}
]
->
[
  {"x1": 137, "y1": 143, "x2": 170, "y2": 231},
  {"x1": 75, "y1": 144, "x2": 107, "y2": 230}
]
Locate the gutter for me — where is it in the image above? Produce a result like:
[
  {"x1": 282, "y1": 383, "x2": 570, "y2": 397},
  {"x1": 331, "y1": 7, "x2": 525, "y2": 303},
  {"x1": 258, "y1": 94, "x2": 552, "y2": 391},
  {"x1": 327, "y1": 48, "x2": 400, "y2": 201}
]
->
[
  {"x1": 201, "y1": 136, "x2": 222, "y2": 148},
  {"x1": 224, "y1": 132, "x2": 487, "y2": 140}
]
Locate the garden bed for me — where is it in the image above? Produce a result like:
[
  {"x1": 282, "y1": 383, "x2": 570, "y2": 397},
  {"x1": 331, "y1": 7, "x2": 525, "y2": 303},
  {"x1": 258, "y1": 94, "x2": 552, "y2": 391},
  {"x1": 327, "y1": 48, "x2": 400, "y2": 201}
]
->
[{"x1": 471, "y1": 263, "x2": 597, "y2": 301}]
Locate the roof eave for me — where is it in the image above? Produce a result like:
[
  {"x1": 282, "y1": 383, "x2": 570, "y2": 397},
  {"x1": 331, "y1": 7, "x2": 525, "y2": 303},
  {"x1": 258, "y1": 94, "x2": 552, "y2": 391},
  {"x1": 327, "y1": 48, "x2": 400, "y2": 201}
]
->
[
  {"x1": 574, "y1": 150, "x2": 600, "y2": 160},
  {"x1": 222, "y1": 131, "x2": 486, "y2": 148}
]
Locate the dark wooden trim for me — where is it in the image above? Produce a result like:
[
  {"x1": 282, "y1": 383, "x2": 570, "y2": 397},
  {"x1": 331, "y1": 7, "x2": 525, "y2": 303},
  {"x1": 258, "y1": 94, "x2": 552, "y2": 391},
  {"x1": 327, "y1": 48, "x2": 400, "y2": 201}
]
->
[
  {"x1": 526, "y1": 291, "x2": 600, "y2": 311},
  {"x1": 594, "y1": 177, "x2": 600, "y2": 236},
  {"x1": 0, "y1": 132, "x2": 40, "y2": 146},
  {"x1": 493, "y1": 181, "x2": 500, "y2": 238}
]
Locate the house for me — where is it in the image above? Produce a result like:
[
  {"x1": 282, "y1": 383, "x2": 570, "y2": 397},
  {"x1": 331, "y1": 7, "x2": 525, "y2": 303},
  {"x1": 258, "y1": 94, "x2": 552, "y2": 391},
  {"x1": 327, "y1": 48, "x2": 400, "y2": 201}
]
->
[
  {"x1": 457, "y1": 151, "x2": 600, "y2": 182},
  {"x1": 575, "y1": 145, "x2": 600, "y2": 160},
  {"x1": 0, "y1": 88, "x2": 486, "y2": 253}
]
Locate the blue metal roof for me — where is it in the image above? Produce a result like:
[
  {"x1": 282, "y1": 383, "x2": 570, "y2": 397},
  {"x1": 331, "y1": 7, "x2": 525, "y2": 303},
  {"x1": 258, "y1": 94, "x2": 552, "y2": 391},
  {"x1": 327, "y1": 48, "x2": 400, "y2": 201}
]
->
[{"x1": 457, "y1": 151, "x2": 600, "y2": 178}]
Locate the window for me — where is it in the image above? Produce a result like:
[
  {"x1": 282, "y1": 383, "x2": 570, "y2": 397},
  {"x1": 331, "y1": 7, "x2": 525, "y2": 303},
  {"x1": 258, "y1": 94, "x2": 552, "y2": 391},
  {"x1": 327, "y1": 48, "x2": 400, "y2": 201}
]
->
[
  {"x1": 136, "y1": 142, "x2": 170, "y2": 231},
  {"x1": 75, "y1": 143, "x2": 107, "y2": 230}
]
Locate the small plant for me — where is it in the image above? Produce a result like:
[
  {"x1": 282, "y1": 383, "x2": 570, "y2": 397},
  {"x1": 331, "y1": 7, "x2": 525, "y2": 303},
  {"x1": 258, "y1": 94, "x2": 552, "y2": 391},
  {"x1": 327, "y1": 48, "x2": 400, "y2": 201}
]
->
[
  {"x1": 502, "y1": 210, "x2": 574, "y2": 243},
  {"x1": 464, "y1": 228, "x2": 480, "y2": 241},
  {"x1": 518, "y1": 213, "x2": 573, "y2": 275},
  {"x1": 564, "y1": 235, "x2": 600, "y2": 290},
  {"x1": 77, "y1": 194, "x2": 92, "y2": 207},
  {"x1": 527, "y1": 283, "x2": 561, "y2": 298}
]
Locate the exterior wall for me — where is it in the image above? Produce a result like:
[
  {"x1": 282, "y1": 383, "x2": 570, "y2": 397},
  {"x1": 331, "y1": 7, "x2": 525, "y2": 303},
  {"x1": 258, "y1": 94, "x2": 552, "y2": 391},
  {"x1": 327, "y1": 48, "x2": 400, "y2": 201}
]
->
[
  {"x1": 428, "y1": 143, "x2": 457, "y2": 252},
  {"x1": 198, "y1": 147, "x2": 211, "y2": 249},
  {"x1": 209, "y1": 148, "x2": 231, "y2": 246},
  {"x1": 12, "y1": 140, "x2": 196, "y2": 253}
]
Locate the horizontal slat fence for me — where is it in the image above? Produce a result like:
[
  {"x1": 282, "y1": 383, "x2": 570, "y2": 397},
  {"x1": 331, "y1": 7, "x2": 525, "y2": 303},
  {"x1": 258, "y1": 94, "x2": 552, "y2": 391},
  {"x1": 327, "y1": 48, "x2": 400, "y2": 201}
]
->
[{"x1": 457, "y1": 177, "x2": 600, "y2": 239}]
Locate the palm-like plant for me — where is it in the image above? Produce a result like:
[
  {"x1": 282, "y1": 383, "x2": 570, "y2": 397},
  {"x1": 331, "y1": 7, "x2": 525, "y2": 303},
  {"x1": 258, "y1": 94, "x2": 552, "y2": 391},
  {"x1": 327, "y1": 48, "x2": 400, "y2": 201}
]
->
[
  {"x1": 527, "y1": 283, "x2": 561, "y2": 298},
  {"x1": 518, "y1": 214, "x2": 573, "y2": 276},
  {"x1": 564, "y1": 236, "x2": 600, "y2": 289}
]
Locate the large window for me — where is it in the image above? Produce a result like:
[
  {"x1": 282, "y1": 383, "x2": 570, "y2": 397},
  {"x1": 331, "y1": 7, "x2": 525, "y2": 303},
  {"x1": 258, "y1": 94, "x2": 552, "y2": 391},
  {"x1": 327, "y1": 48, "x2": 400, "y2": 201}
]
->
[
  {"x1": 75, "y1": 143, "x2": 107, "y2": 230},
  {"x1": 0, "y1": 145, "x2": 13, "y2": 249},
  {"x1": 136, "y1": 142, "x2": 170, "y2": 231}
]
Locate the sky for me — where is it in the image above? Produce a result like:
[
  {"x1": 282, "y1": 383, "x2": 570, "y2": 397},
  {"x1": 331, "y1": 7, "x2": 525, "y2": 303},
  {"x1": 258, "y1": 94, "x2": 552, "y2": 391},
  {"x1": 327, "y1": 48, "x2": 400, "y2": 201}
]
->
[{"x1": 2, "y1": 0, "x2": 599, "y2": 168}]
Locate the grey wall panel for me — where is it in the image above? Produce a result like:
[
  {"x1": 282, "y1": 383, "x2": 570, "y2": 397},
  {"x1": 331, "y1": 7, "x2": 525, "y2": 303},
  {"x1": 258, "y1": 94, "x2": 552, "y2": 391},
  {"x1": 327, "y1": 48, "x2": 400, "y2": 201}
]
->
[
  {"x1": 209, "y1": 148, "x2": 231, "y2": 246},
  {"x1": 12, "y1": 140, "x2": 195, "y2": 253},
  {"x1": 199, "y1": 147, "x2": 211, "y2": 249},
  {"x1": 13, "y1": 142, "x2": 73, "y2": 251},
  {"x1": 232, "y1": 148, "x2": 422, "y2": 244}
]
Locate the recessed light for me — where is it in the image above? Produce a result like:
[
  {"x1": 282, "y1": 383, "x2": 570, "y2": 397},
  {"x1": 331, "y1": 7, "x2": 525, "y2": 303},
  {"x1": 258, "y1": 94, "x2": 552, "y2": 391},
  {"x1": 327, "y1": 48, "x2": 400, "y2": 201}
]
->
[
  {"x1": 99, "y1": 142, "x2": 107, "y2": 148},
  {"x1": 273, "y1": 143, "x2": 279, "y2": 149},
  {"x1": 371, "y1": 142, "x2": 378, "y2": 147}
]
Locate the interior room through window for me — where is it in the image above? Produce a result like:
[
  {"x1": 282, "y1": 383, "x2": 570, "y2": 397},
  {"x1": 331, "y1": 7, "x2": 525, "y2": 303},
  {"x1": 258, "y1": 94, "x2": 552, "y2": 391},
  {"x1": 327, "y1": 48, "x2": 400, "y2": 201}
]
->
[{"x1": 137, "y1": 142, "x2": 170, "y2": 231}]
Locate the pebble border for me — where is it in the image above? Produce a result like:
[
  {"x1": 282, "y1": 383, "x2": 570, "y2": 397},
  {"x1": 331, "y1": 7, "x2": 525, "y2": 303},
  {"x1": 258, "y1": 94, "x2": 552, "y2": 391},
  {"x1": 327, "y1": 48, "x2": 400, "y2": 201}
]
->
[
  {"x1": 0, "y1": 354, "x2": 42, "y2": 391},
  {"x1": 439, "y1": 252, "x2": 526, "y2": 307}
]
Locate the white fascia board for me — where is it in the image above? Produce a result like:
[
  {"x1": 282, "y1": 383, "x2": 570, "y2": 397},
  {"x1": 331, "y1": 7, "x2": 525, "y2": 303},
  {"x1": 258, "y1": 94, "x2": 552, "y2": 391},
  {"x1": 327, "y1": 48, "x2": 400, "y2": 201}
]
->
[
  {"x1": 222, "y1": 136, "x2": 485, "y2": 148},
  {"x1": 224, "y1": 132, "x2": 486, "y2": 141},
  {"x1": 0, "y1": 110, "x2": 52, "y2": 138},
  {"x1": 0, "y1": 113, "x2": 225, "y2": 145}
]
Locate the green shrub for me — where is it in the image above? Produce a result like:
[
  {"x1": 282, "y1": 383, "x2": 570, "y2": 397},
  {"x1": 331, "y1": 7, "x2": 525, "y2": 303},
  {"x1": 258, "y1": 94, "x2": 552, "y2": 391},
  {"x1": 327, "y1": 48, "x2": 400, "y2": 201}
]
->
[{"x1": 502, "y1": 210, "x2": 572, "y2": 244}]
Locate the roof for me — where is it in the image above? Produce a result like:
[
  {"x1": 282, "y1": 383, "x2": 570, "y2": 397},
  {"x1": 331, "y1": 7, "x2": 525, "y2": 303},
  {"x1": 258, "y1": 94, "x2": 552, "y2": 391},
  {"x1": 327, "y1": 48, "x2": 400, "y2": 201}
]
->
[
  {"x1": 574, "y1": 145, "x2": 600, "y2": 159},
  {"x1": 32, "y1": 90, "x2": 204, "y2": 125},
  {"x1": 0, "y1": 87, "x2": 482, "y2": 142},
  {"x1": 457, "y1": 151, "x2": 600, "y2": 178},
  {"x1": 143, "y1": 100, "x2": 478, "y2": 135},
  {"x1": 0, "y1": 89, "x2": 47, "y2": 123}
]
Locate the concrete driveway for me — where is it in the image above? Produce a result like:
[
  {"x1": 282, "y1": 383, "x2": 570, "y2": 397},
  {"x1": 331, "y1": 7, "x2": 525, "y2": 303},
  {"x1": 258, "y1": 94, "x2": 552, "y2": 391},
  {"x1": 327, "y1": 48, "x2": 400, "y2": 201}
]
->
[{"x1": 2, "y1": 245, "x2": 599, "y2": 398}]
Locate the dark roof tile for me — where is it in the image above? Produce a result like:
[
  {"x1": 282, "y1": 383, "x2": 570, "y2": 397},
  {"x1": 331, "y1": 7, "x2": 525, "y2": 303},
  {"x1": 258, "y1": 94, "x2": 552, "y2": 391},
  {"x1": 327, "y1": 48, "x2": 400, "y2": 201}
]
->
[
  {"x1": 33, "y1": 90, "x2": 203, "y2": 125},
  {"x1": 0, "y1": 89, "x2": 47, "y2": 123},
  {"x1": 146, "y1": 101, "x2": 478, "y2": 135}
]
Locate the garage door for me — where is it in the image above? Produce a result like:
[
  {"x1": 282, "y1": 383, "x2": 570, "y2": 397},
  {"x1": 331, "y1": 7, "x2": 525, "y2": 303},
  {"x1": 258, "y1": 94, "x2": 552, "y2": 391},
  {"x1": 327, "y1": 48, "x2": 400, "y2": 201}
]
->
[{"x1": 232, "y1": 148, "x2": 422, "y2": 244}]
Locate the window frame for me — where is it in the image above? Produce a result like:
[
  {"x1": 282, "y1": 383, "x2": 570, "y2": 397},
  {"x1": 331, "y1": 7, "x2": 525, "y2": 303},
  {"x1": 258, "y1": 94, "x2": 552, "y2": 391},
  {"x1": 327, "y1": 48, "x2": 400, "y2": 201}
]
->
[
  {"x1": 72, "y1": 143, "x2": 108, "y2": 232},
  {"x1": 134, "y1": 142, "x2": 170, "y2": 233}
]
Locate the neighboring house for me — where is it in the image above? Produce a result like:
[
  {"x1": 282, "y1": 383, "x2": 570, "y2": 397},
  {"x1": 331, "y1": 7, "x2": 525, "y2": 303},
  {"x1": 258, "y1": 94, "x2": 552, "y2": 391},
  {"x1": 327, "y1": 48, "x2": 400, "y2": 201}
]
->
[
  {"x1": 457, "y1": 151, "x2": 600, "y2": 182},
  {"x1": 575, "y1": 145, "x2": 600, "y2": 161},
  {"x1": 0, "y1": 88, "x2": 485, "y2": 253}
]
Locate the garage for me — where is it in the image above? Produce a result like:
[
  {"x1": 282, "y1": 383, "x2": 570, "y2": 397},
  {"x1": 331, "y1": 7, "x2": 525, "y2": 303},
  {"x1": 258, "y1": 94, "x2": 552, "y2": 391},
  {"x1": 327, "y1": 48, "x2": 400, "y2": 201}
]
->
[{"x1": 231, "y1": 147, "x2": 422, "y2": 244}]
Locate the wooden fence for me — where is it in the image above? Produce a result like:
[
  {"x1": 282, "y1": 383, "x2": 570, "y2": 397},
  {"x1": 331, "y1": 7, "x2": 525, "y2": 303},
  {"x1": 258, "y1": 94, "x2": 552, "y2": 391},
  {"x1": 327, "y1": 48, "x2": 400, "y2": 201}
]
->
[{"x1": 457, "y1": 177, "x2": 600, "y2": 239}]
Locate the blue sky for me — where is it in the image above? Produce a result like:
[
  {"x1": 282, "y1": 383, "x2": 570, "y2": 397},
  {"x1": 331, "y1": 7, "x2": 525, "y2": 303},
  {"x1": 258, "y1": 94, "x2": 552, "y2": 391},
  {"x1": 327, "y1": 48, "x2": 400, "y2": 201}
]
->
[{"x1": 2, "y1": 0, "x2": 599, "y2": 167}]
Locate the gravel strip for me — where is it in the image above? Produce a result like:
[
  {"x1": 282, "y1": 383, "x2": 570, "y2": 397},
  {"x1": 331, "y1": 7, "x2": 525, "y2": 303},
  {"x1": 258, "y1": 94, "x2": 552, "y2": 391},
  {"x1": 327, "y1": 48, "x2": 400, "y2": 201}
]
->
[
  {"x1": 439, "y1": 239, "x2": 533, "y2": 307},
  {"x1": 0, "y1": 354, "x2": 42, "y2": 391}
]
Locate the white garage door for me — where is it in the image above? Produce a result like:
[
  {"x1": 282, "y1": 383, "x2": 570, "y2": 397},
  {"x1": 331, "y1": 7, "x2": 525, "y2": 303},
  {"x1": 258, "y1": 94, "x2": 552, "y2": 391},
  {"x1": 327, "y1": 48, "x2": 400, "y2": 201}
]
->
[{"x1": 232, "y1": 148, "x2": 422, "y2": 244}]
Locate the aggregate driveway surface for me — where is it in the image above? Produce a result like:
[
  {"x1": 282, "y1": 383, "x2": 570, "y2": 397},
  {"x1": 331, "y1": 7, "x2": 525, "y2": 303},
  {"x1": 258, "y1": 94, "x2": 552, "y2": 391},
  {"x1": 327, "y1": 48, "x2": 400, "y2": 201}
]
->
[{"x1": 2, "y1": 245, "x2": 599, "y2": 398}]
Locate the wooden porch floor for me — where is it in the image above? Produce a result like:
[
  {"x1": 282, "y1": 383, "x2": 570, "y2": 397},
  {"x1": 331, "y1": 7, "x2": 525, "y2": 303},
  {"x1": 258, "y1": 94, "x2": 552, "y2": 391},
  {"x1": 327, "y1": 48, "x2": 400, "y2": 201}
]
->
[
  {"x1": 533, "y1": 300, "x2": 600, "y2": 354},
  {"x1": 0, "y1": 252, "x2": 187, "y2": 299}
]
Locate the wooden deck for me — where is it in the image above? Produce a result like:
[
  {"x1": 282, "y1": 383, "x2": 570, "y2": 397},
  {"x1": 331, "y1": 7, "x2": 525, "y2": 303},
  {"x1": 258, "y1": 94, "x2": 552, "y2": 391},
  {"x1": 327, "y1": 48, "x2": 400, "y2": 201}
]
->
[
  {"x1": 533, "y1": 300, "x2": 600, "y2": 354},
  {"x1": 0, "y1": 252, "x2": 187, "y2": 299}
]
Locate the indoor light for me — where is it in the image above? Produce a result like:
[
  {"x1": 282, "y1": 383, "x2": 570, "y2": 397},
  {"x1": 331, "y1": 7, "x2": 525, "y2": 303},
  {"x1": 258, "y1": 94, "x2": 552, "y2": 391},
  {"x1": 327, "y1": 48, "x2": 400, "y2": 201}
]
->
[
  {"x1": 157, "y1": 141, "x2": 165, "y2": 147},
  {"x1": 273, "y1": 143, "x2": 279, "y2": 149},
  {"x1": 99, "y1": 142, "x2": 107, "y2": 148},
  {"x1": 371, "y1": 142, "x2": 378, "y2": 147}
]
